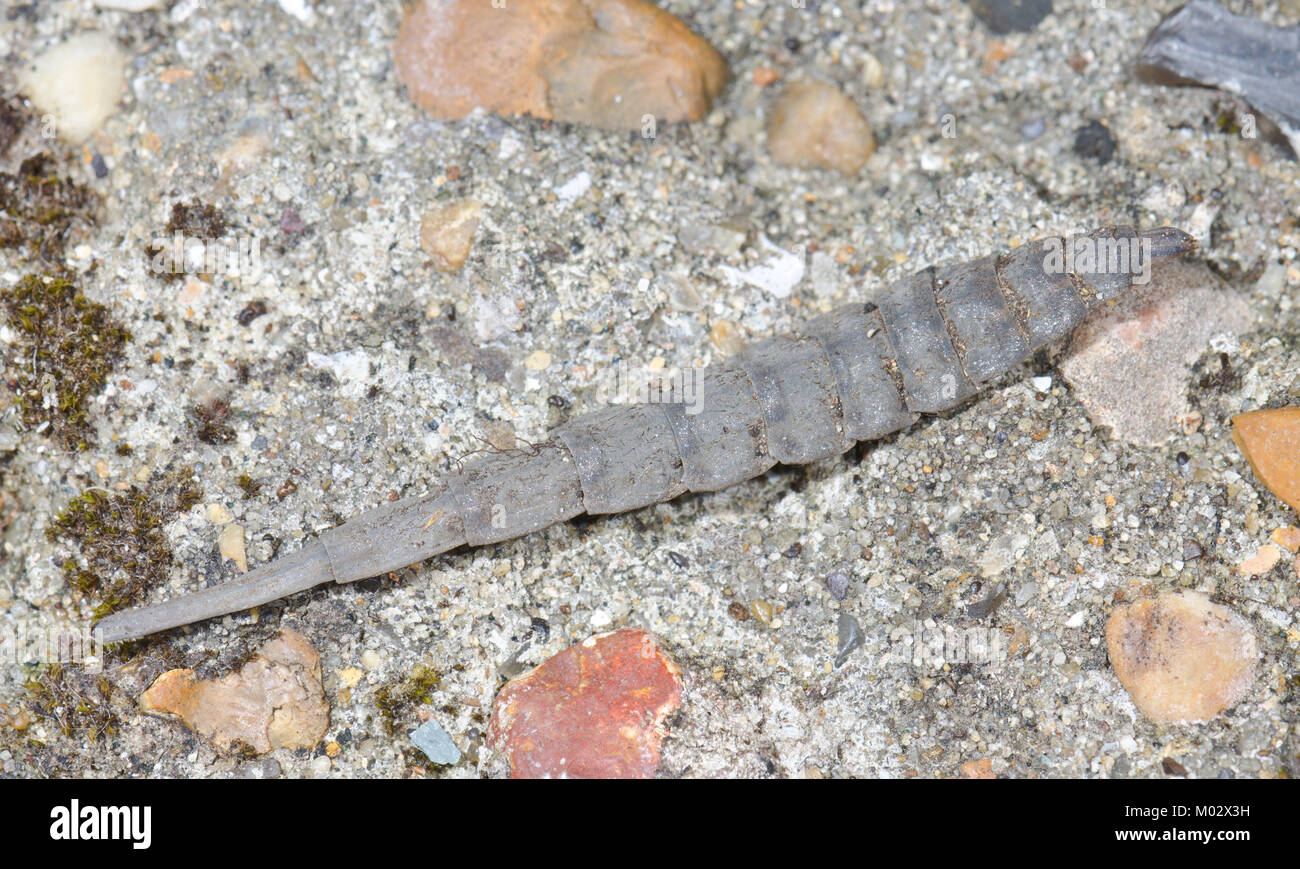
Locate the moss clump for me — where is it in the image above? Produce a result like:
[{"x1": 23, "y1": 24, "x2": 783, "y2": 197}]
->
[
  {"x1": 375, "y1": 663, "x2": 442, "y2": 734},
  {"x1": 192, "y1": 397, "x2": 235, "y2": 445},
  {"x1": 0, "y1": 154, "x2": 98, "y2": 262},
  {"x1": 47, "y1": 469, "x2": 203, "y2": 618},
  {"x1": 1, "y1": 273, "x2": 131, "y2": 451},
  {"x1": 235, "y1": 473, "x2": 261, "y2": 498},
  {"x1": 22, "y1": 665, "x2": 118, "y2": 741}
]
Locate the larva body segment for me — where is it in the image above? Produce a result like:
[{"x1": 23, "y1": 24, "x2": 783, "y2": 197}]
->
[
  {"x1": 796, "y1": 304, "x2": 917, "y2": 440},
  {"x1": 934, "y1": 254, "x2": 1031, "y2": 383},
  {"x1": 447, "y1": 445, "x2": 581, "y2": 543},
  {"x1": 94, "y1": 226, "x2": 1196, "y2": 643},
  {"x1": 661, "y1": 366, "x2": 774, "y2": 492},
  {"x1": 876, "y1": 267, "x2": 980, "y2": 413},
  {"x1": 728, "y1": 335, "x2": 851, "y2": 464}
]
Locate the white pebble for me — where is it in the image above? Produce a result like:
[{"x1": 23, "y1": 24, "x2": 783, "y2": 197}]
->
[
  {"x1": 20, "y1": 33, "x2": 126, "y2": 144},
  {"x1": 1031, "y1": 376, "x2": 1052, "y2": 392}
]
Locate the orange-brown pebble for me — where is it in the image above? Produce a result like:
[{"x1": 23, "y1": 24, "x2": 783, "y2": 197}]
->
[
  {"x1": 140, "y1": 629, "x2": 328, "y2": 754},
  {"x1": 1105, "y1": 592, "x2": 1257, "y2": 724},
  {"x1": 488, "y1": 628, "x2": 682, "y2": 778},
  {"x1": 394, "y1": 0, "x2": 727, "y2": 131},
  {"x1": 1232, "y1": 407, "x2": 1300, "y2": 513}
]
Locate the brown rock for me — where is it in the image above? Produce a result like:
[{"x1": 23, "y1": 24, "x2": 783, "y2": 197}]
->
[
  {"x1": 1106, "y1": 592, "x2": 1257, "y2": 724},
  {"x1": 140, "y1": 629, "x2": 329, "y2": 753},
  {"x1": 393, "y1": 0, "x2": 727, "y2": 131},
  {"x1": 1232, "y1": 406, "x2": 1300, "y2": 513},
  {"x1": 766, "y1": 78, "x2": 875, "y2": 175},
  {"x1": 488, "y1": 628, "x2": 682, "y2": 778},
  {"x1": 420, "y1": 198, "x2": 483, "y2": 273}
]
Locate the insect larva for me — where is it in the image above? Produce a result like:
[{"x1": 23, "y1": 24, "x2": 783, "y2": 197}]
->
[{"x1": 95, "y1": 225, "x2": 1195, "y2": 643}]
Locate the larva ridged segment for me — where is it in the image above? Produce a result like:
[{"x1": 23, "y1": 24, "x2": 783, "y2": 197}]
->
[
  {"x1": 1068, "y1": 226, "x2": 1136, "y2": 306},
  {"x1": 660, "y1": 365, "x2": 775, "y2": 493},
  {"x1": 995, "y1": 237, "x2": 1088, "y2": 348},
  {"x1": 875, "y1": 267, "x2": 979, "y2": 413},
  {"x1": 797, "y1": 303, "x2": 916, "y2": 441},
  {"x1": 325, "y1": 487, "x2": 467, "y2": 579},
  {"x1": 727, "y1": 335, "x2": 852, "y2": 464},
  {"x1": 443, "y1": 444, "x2": 583, "y2": 545},
  {"x1": 933, "y1": 254, "x2": 1033, "y2": 384},
  {"x1": 554, "y1": 404, "x2": 686, "y2": 514}
]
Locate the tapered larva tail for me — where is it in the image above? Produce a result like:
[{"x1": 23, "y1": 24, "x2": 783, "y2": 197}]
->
[{"x1": 94, "y1": 225, "x2": 1196, "y2": 643}]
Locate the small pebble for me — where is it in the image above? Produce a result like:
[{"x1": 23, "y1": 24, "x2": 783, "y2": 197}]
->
[
  {"x1": 966, "y1": 0, "x2": 1054, "y2": 34},
  {"x1": 19, "y1": 32, "x2": 126, "y2": 144},
  {"x1": 409, "y1": 719, "x2": 461, "y2": 765},
  {"x1": 1272, "y1": 526, "x2": 1300, "y2": 553},
  {"x1": 1072, "y1": 119, "x2": 1117, "y2": 164},
  {"x1": 140, "y1": 630, "x2": 328, "y2": 753},
  {"x1": 1232, "y1": 406, "x2": 1300, "y2": 513},
  {"x1": 825, "y1": 571, "x2": 849, "y2": 601},
  {"x1": 834, "y1": 613, "x2": 864, "y2": 667},
  {"x1": 709, "y1": 320, "x2": 745, "y2": 356},
  {"x1": 218, "y1": 523, "x2": 247, "y2": 573},
  {"x1": 750, "y1": 600, "x2": 774, "y2": 624},
  {"x1": 420, "y1": 199, "x2": 484, "y2": 273},
  {"x1": 1238, "y1": 544, "x2": 1281, "y2": 576},
  {"x1": 1020, "y1": 117, "x2": 1046, "y2": 140},
  {"x1": 1106, "y1": 592, "x2": 1258, "y2": 724},
  {"x1": 767, "y1": 78, "x2": 875, "y2": 176},
  {"x1": 524, "y1": 349, "x2": 552, "y2": 371},
  {"x1": 394, "y1": 0, "x2": 726, "y2": 130}
]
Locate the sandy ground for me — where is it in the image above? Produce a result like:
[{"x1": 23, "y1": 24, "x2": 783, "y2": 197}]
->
[{"x1": 1, "y1": 0, "x2": 1298, "y2": 778}]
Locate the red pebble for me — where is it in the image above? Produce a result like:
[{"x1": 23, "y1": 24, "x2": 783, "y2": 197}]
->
[{"x1": 488, "y1": 628, "x2": 683, "y2": 778}]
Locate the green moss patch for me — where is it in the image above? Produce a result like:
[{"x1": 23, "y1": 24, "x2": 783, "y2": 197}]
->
[
  {"x1": 47, "y1": 469, "x2": 203, "y2": 618},
  {"x1": 1, "y1": 273, "x2": 131, "y2": 451}
]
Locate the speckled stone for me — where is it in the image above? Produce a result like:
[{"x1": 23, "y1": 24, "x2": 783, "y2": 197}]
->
[
  {"x1": 1106, "y1": 592, "x2": 1258, "y2": 724},
  {"x1": 488, "y1": 629, "x2": 682, "y2": 778}
]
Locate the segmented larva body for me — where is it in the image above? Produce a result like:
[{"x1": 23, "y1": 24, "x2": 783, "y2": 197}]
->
[{"x1": 96, "y1": 226, "x2": 1194, "y2": 642}]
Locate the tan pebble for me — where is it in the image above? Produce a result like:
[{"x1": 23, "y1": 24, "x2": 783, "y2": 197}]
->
[
  {"x1": 1238, "y1": 544, "x2": 1281, "y2": 576},
  {"x1": 753, "y1": 66, "x2": 780, "y2": 86},
  {"x1": 218, "y1": 523, "x2": 247, "y2": 572},
  {"x1": 360, "y1": 649, "x2": 383, "y2": 670},
  {"x1": 1232, "y1": 406, "x2": 1300, "y2": 513},
  {"x1": 750, "y1": 600, "x2": 774, "y2": 624},
  {"x1": 419, "y1": 199, "x2": 483, "y2": 273},
  {"x1": 205, "y1": 503, "x2": 233, "y2": 524},
  {"x1": 766, "y1": 78, "x2": 875, "y2": 176},
  {"x1": 709, "y1": 319, "x2": 745, "y2": 356},
  {"x1": 140, "y1": 629, "x2": 328, "y2": 753},
  {"x1": 1106, "y1": 591, "x2": 1257, "y2": 724},
  {"x1": 960, "y1": 758, "x2": 995, "y2": 779},
  {"x1": 394, "y1": 0, "x2": 726, "y2": 131},
  {"x1": 339, "y1": 666, "x2": 364, "y2": 689},
  {"x1": 325, "y1": 741, "x2": 341, "y2": 758},
  {"x1": 94, "y1": 460, "x2": 109, "y2": 479},
  {"x1": 1273, "y1": 526, "x2": 1300, "y2": 553},
  {"x1": 524, "y1": 350, "x2": 552, "y2": 371}
]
